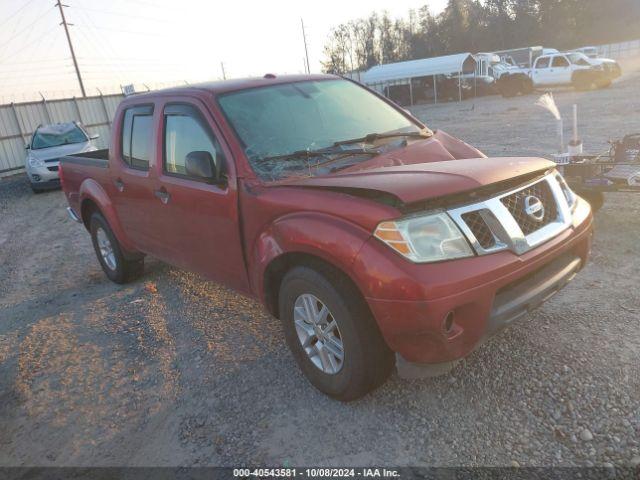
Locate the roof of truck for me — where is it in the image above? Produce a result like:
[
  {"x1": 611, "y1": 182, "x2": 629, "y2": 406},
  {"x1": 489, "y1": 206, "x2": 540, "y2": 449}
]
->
[{"x1": 129, "y1": 74, "x2": 340, "y2": 98}]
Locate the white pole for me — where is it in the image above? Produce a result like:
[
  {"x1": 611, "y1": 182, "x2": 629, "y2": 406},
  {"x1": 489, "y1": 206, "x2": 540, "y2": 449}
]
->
[
  {"x1": 572, "y1": 104, "x2": 578, "y2": 144},
  {"x1": 433, "y1": 75, "x2": 437, "y2": 104},
  {"x1": 409, "y1": 79, "x2": 414, "y2": 106},
  {"x1": 558, "y1": 118, "x2": 564, "y2": 155}
]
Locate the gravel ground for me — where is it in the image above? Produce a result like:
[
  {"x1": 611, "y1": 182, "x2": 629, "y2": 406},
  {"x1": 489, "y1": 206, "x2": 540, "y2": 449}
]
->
[{"x1": 1, "y1": 60, "x2": 639, "y2": 468}]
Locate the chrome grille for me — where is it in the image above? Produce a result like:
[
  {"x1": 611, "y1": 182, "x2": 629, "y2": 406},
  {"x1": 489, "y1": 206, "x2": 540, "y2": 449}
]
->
[
  {"x1": 500, "y1": 180, "x2": 558, "y2": 235},
  {"x1": 461, "y1": 210, "x2": 495, "y2": 249},
  {"x1": 448, "y1": 174, "x2": 573, "y2": 256}
]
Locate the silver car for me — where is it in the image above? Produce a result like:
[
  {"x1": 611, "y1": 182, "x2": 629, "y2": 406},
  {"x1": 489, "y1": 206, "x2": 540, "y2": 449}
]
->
[{"x1": 25, "y1": 122, "x2": 98, "y2": 193}]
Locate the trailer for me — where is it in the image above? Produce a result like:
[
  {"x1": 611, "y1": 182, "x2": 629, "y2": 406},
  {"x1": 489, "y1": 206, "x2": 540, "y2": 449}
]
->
[
  {"x1": 491, "y1": 46, "x2": 558, "y2": 69},
  {"x1": 555, "y1": 133, "x2": 640, "y2": 211}
]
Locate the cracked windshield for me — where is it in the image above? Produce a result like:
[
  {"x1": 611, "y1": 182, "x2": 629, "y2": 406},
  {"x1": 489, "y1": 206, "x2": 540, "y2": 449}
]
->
[{"x1": 218, "y1": 79, "x2": 427, "y2": 180}]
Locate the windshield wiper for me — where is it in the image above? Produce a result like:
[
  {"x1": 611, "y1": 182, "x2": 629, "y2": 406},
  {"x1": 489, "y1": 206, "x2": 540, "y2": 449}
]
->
[
  {"x1": 258, "y1": 146, "x2": 379, "y2": 163},
  {"x1": 333, "y1": 129, "x2": 433, "y2": 147},
  {"x1": 257, "y1": 149, "x2": 332, "y2": 163}
]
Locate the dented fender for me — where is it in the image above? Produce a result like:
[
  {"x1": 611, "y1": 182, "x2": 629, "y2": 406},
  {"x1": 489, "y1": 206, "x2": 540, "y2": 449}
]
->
[{"x1": 249, "y1": 211, "x2": 373, "y2": 302}]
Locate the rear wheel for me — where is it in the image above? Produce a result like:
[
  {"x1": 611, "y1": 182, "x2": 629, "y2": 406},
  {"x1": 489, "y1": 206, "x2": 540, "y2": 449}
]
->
[
  {"x1": 278, "y1": 265, "x2": 394, "y2": 401},
  {"x1": 499, "y1": 77, "x2": 518, "y2": 97},
  {"x1": 90, "y1": 212, "x2": 144, "y2": 284},
  {"x1": 521, "y1": 77, "x2": 534, "y2": 95}
]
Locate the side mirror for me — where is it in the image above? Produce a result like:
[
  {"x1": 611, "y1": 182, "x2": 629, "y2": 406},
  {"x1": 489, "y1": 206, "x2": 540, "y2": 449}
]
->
[
  {"x1": 185, "y1": 151, "x2": 217, "y2": 181},
  {"x1": 89, "y1": 133, "x2": 100, "y2": 140}
]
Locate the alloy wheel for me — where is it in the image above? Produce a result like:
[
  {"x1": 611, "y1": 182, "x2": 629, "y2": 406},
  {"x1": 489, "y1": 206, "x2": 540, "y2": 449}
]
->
[
  {"x1": 96, "y1": 227, "x2": 117, "y2": 271},
  {"x1": 293, "y1": 293, "x2": 345, "y2": 375}
]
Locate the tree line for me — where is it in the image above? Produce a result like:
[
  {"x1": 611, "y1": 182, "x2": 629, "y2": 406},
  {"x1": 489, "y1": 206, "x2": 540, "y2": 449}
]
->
[{"x1": 322, "y1": 0, "x2": 640, "y2": 74}]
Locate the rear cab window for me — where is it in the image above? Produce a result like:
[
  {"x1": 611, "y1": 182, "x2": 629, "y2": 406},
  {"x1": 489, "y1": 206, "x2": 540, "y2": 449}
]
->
[{"x1": 121, "y1": 105, "x2": 154, "y2": 170}]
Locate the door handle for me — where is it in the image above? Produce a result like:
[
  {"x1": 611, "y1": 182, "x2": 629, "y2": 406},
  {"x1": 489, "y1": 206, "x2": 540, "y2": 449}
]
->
[
  {"x1": 114, "y1": 178, "x2": 125, "y2": 192},
  {"x1": 154, "y1": 187, "x2": 171, "y2": 204}
]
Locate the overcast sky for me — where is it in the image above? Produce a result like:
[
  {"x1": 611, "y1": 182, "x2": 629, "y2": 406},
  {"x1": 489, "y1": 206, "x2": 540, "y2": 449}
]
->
[{"x1": 0, "y1": 0, "x2": 446, "y2": 101}]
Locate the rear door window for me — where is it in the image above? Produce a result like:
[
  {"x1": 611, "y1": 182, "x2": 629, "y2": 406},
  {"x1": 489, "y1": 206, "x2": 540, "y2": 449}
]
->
[
  {"x1": 552, "y1": 56, "x2": 570, "y2": 68},
  {"x1": 535, "y1": 57, "x2": 550, "y2": 69},
  {"x1": 121, "y1": 105, "x2": 154, "y2": 170}
]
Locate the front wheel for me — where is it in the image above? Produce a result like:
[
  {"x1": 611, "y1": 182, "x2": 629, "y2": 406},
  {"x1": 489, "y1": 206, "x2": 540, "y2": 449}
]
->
[
  {"x1": 279, "y1": 265, "x2": 394, "y2": 401},
  {"x1": 578, "y1": 191, "x2": 605, "y2": 212},
  {"x1": 573, "y1": 71, "x2": 595, "y2": 91},
  {"x1": 89, "y1": 212, "x2": 144, "y2": 284}
]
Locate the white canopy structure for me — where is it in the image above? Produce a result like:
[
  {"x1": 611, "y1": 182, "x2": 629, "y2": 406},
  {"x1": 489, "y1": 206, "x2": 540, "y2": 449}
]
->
[
  {"x1": 362, "y1": 53, "x2": 477, "y2": 85},
  {"x1": 361, "y1": 53, "x2": 477, "y2": 105}
]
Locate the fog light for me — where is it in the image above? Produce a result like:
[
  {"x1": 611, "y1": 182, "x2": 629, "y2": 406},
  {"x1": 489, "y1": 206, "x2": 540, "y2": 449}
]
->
[
  {"x1": 442, "y1": 311, "x2": 455, "y2": 334},
  {"x1": 32, "y1": 174, "x2": 41, "y2": 182}
]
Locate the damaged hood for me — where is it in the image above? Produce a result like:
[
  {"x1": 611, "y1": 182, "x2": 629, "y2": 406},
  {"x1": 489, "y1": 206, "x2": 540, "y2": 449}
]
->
[
  {"x1": 277, "y1": 156, "x2": 555, "y2": 205},
  {"x1": 273, "y1": 130, "x2": 554, "y2": 204}
]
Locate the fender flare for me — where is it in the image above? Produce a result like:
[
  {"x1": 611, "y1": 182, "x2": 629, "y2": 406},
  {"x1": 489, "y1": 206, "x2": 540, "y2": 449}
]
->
[
  {"x1": 250, "y1": 212, "x2": 372, "y2": 304},
  {"x1": 79, "y1": 178, "x2": 137, "y2": 253}
]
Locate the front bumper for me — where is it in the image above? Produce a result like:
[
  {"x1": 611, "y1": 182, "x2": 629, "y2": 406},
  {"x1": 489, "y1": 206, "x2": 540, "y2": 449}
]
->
[
  {"x1": 353, "y1": 199, "x2": 593, "y2": 365},
  {"x1": 27, "y1": 162, "x2": 60, "y2": 187},
  {"x1": 603, "y1": 63, "x2": 622, "y2": 80}
]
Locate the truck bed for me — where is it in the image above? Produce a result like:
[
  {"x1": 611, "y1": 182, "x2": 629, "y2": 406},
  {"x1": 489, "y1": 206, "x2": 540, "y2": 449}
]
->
[
  {"x1": 61, "y1": 148, "x2": 109, "y2": 167},
  {"x1": 60, "y1": 149, "x2": 111, "y2": 219}
]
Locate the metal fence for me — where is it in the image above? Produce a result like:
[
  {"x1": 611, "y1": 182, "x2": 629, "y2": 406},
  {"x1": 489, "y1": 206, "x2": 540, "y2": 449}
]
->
[
  {"x1": 596, "y1": 39, "x2": 640, "y2": 59},
  {"x1": 0, "y1": 92, "x2": 124, "y2": 176}
]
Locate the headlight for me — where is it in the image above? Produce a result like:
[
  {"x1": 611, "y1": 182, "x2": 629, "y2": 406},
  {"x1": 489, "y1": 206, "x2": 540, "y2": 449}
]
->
[
  {"x1": 28, "y1": 156, "x2": 44, "y2": 168},
  {"x1": 556, "y1": 172, "x2": 577, "y2": 211},
  {"x1": 374, "y1": 212, "x2": 473, "y2": 263}
]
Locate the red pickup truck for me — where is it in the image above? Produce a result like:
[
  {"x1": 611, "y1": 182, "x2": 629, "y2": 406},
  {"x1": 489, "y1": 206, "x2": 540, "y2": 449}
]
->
[{"x1": 60, "y1": 74, "x2": 593, "y2": 401}]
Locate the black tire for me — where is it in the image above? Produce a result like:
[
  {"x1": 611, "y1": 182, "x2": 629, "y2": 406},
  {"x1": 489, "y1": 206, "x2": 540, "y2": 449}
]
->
[
  {"x1": 278, "y1": 265, "x2": 394, "y2": 401},
  {"x1": 573, "y1": 71, "x2": 594, "y2": 91},
  {"x1": 521, "y1": 77, "x2": 534, "y2": 95},
  {"x1": 499, "y1": 78, "x2": 517, "y2": 97},
  {"x1": 578, "y1": 191, "x2": 605, "y2": 212},
  {"x1": 30, "y1": 184, "x2": 43, "y2": 194},
  {"x1": 499, "y1": 75, "x2": 528, "y2": 98},
  {"x1": 89, "y1": 212, "x2": 144, "y2": 284}
]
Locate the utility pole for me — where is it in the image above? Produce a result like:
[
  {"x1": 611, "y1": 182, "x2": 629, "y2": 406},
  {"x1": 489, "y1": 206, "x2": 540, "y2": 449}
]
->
[
  {"x1": 55, "y1": 1, "x2": 86, "y2": 97},
  {"x1": 220, "y1": 61, "x2": 226, "y2": 80},
  {"x1": 300, "y1": 18, "x2": 310, "y2": 74}
]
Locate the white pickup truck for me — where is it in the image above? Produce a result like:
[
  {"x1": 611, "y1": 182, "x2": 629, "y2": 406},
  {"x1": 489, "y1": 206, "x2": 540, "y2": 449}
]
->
[{"x1": 495, "y1": 52, "x2": 620, "y2": 97}]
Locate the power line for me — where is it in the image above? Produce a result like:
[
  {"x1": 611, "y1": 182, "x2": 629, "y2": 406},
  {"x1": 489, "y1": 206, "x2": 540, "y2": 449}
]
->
[
  {"x1": 73, "y1": 24, "x2": 164, "y2": 37},
  {"x1": 70, "y1": 4, "x2": 171, "y2": 24},
  {"x1": 0, "y1": 0, "x2": 39, "y2": 30},
  {"x1": 0, "y1": 6, "x2": 55, "y2": 51},
  {"x1": 0, "y1": 57, "x2": 70, "y2": 66},
  {"x1": 72, "y1": 8, "x2": 137, "y2": 84},
  {"x1": 0, "y1": 64, "x2": 75, "y2": 74},
  {"x1": 0, "y1": 26, "x2": 59, "y2": 62}
]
